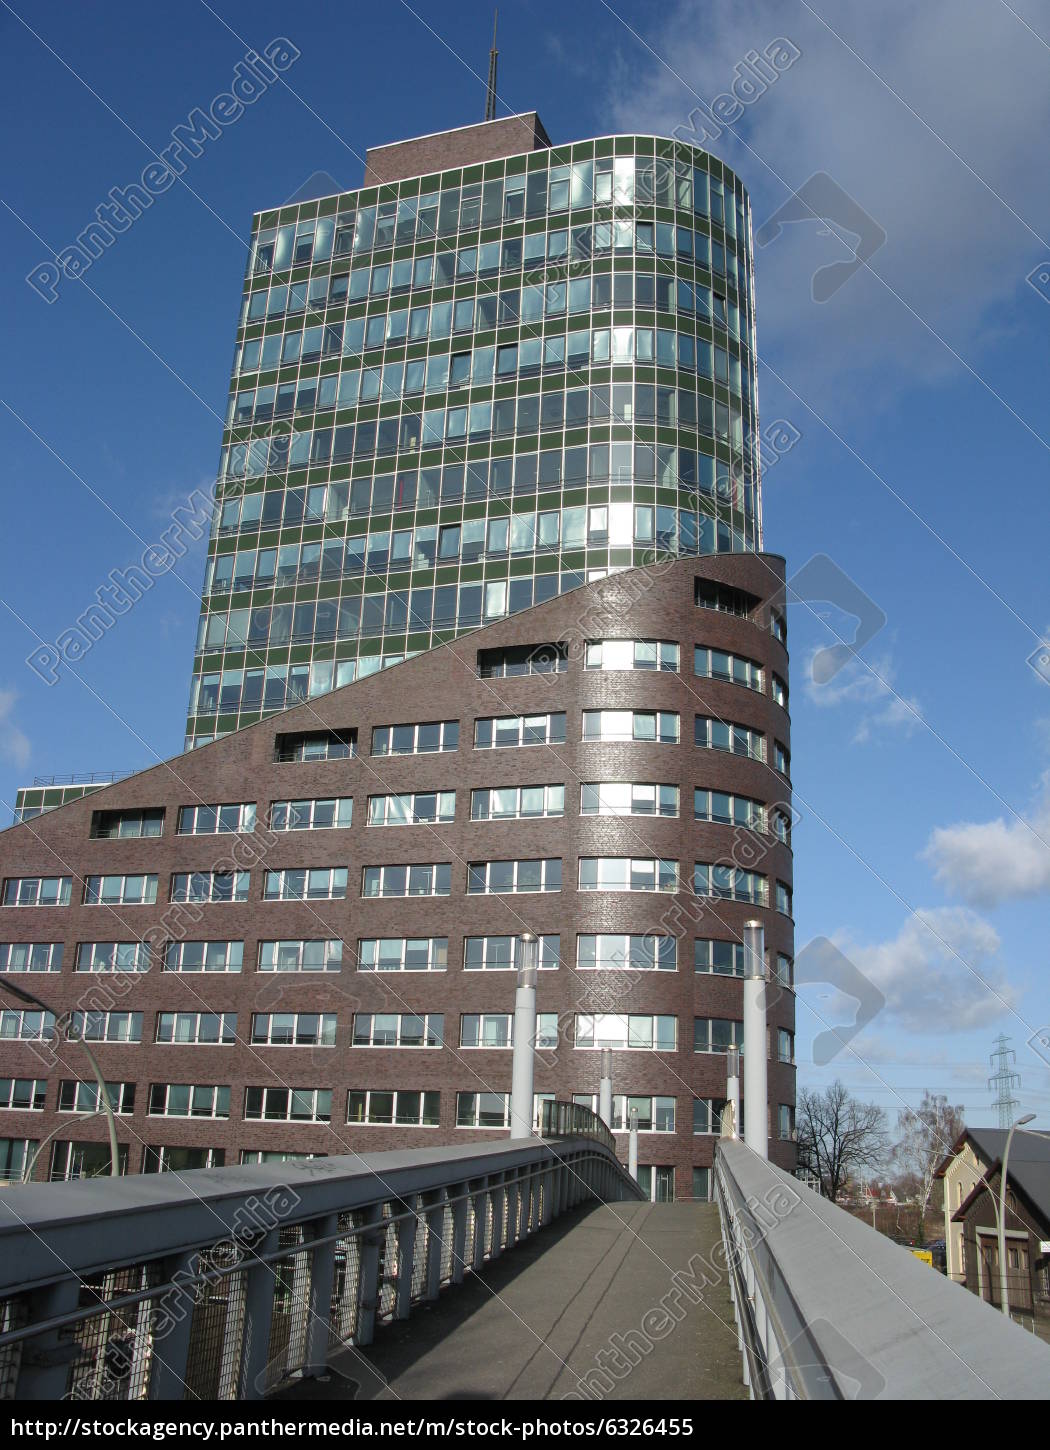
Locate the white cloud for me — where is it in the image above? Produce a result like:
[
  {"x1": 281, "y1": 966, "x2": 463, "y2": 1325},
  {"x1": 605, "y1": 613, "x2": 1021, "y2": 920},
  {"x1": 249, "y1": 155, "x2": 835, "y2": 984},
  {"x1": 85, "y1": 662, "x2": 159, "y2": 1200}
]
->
[
  {"x1": 803, "y1": 649, "x2": 923, "y2": 742},
  {"x1": 599, "y1": 0, "x2": 1050, "y2": 408},
  {"x1": 826, "y1": 907, "x2": 1016, "y2": 1033},
  {"x1": 924, "y1": 773, "x2": 1050, "y2": 906},
  {"x1": 0, "y1": 690, "x2": 30, "y2": 770}
]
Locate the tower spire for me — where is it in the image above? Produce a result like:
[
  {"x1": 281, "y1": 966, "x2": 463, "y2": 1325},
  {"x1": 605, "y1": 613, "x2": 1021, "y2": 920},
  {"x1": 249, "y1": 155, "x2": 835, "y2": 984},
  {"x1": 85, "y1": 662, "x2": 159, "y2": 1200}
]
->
[{"x1": 485, "y1": 10, "x2": 499, "y2": 122}]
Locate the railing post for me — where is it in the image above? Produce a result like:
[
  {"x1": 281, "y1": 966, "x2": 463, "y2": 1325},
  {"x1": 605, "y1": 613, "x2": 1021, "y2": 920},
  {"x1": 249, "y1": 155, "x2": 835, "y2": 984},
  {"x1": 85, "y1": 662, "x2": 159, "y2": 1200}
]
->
[
  {"x1": 472, "y1": 1181, "x2": 490, "y2": 1271},
  {"x1": 302, "y1": 1213, "x2": 338, "y2": 1378},
  {"x1": 355, "y1": 1218, "x2": 387, "y2": 1348},
  {"x1": 423, "y1": 1191, "x2": 447, "y2": 1301},
  {"x1": 236, "y1": 1229, "x2": 279, "y2": 1401},
  {"x1": 147, "y1": 1249, "x2": 198, "y2": 1401},
  {"x1": 16, "y1": 1276, "x2": 82, "y2": 1399},
  {"x1": 450, "y1": 1184, "x2": 469, "y2": 1284},
  {"x1": 393, "y1": 1207, "x2": 417, "y2": 1320}
]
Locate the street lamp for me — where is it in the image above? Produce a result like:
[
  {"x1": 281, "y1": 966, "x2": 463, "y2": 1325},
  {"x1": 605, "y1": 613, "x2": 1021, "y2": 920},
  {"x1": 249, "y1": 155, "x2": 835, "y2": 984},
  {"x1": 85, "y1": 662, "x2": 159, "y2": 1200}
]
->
[
  {"x1": 998, "y1": 1111, "x2": 1036, "y2": 1317},
  {"x1": 0, "y1": 979, "x2": 120, "y2": 1180}
]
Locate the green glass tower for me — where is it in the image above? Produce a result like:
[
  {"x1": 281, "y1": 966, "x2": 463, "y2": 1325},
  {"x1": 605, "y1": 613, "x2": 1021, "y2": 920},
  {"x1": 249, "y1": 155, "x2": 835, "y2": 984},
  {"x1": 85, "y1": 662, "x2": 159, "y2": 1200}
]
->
[{"x1": 186, "y1": 117, "x2": 762, "y2": 747}]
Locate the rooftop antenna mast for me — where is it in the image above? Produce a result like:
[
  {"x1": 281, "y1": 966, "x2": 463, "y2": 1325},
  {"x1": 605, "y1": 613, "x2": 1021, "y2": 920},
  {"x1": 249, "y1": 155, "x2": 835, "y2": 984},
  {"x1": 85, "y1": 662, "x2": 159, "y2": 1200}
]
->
[{"x1": 485, "y1": 11, "x2": 499, "y2": 122}]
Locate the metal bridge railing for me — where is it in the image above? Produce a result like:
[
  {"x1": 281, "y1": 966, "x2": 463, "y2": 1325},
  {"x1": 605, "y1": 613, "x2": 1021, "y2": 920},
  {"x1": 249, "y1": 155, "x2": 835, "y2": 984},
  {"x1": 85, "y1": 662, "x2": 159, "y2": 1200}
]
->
[
  {"x1": 0, "y1": 1135, "x2": 641, "y2": 1402},
  {"x1": 540, "y1": 1099, "x2": 616, "y2": 1153},
  {"x1": 715, "y1": 1138, "x2": 1050, "y2": 1400}
]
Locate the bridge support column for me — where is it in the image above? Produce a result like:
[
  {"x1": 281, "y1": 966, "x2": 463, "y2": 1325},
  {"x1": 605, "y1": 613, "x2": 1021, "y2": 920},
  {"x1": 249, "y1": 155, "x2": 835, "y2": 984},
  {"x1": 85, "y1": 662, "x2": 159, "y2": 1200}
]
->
[
  {"x1": 354, "y1": 1217, "x2": 386, "y2": 1347},
  {"x1": 16, "y1": 1276, "x2": 82, "y2": 1399},
  {"x1": 509, "y1": 934, "x2": 539, "y2": 1139},
  {"x1": 743, "y1": 920, "x2": 768, "y2": 1160},
  {"x1": 302, "y1": 1214, "x2": 338, "y2": 1378}
]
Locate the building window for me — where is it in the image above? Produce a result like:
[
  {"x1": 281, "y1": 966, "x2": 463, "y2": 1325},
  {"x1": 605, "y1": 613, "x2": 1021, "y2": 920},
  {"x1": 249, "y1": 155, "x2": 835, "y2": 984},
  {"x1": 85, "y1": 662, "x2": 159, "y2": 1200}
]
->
[
  {"x1": 694, "y1": 1018, "x2": 744, "y2": 1053},
  {"x1": 84, "y1": 874, "x2": 158, "y2": 906},
  {"x1": 348, "y1": 1089, "x2": 440, "y2": 1126},
  {"x1": 262, "y1": 867, "x2": 348, "y2": 901},
  {"x1": 177, "y1": 803, "x2": 256, "y2": 835},
  {"x1": 371, "y1": 720, "x2": 458, "y2": 756},
  {"x1": 357, "y1": 938, "x2": 447, "y2": 972},
  {"x1": 577, "y1": 934, "x2": 676, "y2": 971},
  {"x1": 164, "y1": 941, "x2": 243, "y2": 973},
  {"x1": 772, "y1": 674, "x2": 788, "y2": 709},
  {"x1": 692, "y1": 1167, "x2": 712, "y2": 1201},
  {"x1": 456, "y1": 1091, "x2": 511, "y2": 1129},
  {"x1": 2, "y1": 877, "x2": 72, "y2": 907},
  {"x1": 694, "y1": 939, "x2": 746, "y2": 976},
  {"x1": 778, "y1": 1104, "x2": 797, "y2": 1140},
  {"x1": 142, "y1": 1146, "x2": 225, "y2": 1173},
  {"x1": 693, "y1": 1099, "x2": 728, "y2": 1135},
  {"x1": 274, "y1": 729, "x2": 356, "y2": 762},
  {"x1": 69, "y1": 1011, "x2": 141, "y2": 1043},
  {"x1": 694, "y1": 862, "x2": 767, "y2": 905},
  {"x1": 695, "y1": 580, "x2": 758, "y2": 616},
  {"x1": 478, "y1": 644, "x2": 568, "y2": 677},
  {"x1": 0, "y1": 942, "x2": 63, "y2": 973},
  {"x1": 694, "y1": 646, "x2": 762, "y2": 691},
  {"x1": 582, "y1": 710, "x2": 679, "y2": 743},
  {"x1": 270, "y1": 797, "x2": 353, "y2": 831},
  {"x1": 258, "y1": 939, "x2": 343, "y2": 973},
  {"x1": 171, "y1": 872, "x2": 249, "y2": 904},
  {"x1": 694, "y1": 716, "x2": 764, "y2": 760},
  {"x1": 474, "y1": 713, "x2": 566, "y2": 749},
  {"x1": 778, "y1": 1029, "x2": 795, "y2": 1064},
  {"x1": 367, "y1": 791, "x2": 455, "y2": 826},
  {"x1": 580, "y1": 783, "x2": 678, "y2": 817},
  {"x1": 774, "y1": 740, "x2": 790, "y2": 775},
  {"x1": 463, "y1": 935, "x2": 560, "y2": 971},
  {"x1": 694, "y1": 790, "x2": 765, "y2": 829},
  {"x1": 776, "y1": 881, "x2": 793, "y2": 916},
  {"x1": 776, "y1": 954, "x2": 794, "y2": 988},
  {"x1": 573, "y1": 1093, "x2": 676, "y2": 1132},
  {"x1": 575, "y1": 1015, "x2": 677, "y2": 1050},
  {"x1": 251, "y1": 1013, "x2": 338, "y2": 1047},
  {"x1": 75, "y1": 942, "x2": 151, "y2": 974},
  {"x1": 0, "y1": 1078, "x2": 46, "y2": 1111},
  {"x1": 0, "y1": 1139, "x2": 38, "y2": 1182},
  {"x1": 91, "y1": 809, "x2": 165, "y2": 839},
  {"x1": 467, "y1": 859, "x2": 562, "y2": 894},
  {"x1": 584, "y1": 640, "x2": 679, "y2": 672},
  {"x1": 156, "y1": 1012, "x2": 237, "y2": 1045},
  {"x1": 471, "y1": 785, "x2": 564, "y2": 820},
  {"x1": 579, "y1": 858, "x2": 678, "y2": 893},
  {"x1": 50, "y1": 1141, "x2": 130, "y2": 1181},
  {"x1": 147, "y1": 1084, "x2": 230, "y2": 1118},
  {"x1": 362, "y1": 864, "x2": 452, "y2": 898},
  {"x1": 0, "y1": 1010, "x2": 55, "y2": 1041},
  {"x1": 244, "y1": 1087, "x2": 331, "y2": 1123},
  {"x1": 352, "y1": 1013, "x2": 444, "y2": 1047}
]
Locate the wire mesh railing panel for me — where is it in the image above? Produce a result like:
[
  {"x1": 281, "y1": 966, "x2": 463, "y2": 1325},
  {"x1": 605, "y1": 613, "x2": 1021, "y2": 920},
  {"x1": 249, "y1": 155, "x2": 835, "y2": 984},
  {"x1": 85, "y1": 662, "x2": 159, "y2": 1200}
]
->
[
  {"x1": 409, "y1": 1203, "x2": 428, "y2": 1302},
  {"x1": 0, "y1": 1296, "x2": 26, "y2": 1401},
  {"x1": 329, "y1": 1218, "x2": 362, "y2": 1348},
  {"x1": 440, "y1": 1203, "x2": 454, "y2": 1283},
  {"x1": 65, "y1": 1265, "x2": 160, "y2": 1402},
  {"x1": 485, "y1": 1194, "x2": 495, "y2": 1259},
  {"x1": 183, "y1": 1249, "x2": 246, "y2": 1401},
  {"x1": 377, "y1": 1212, "x2": 398, "y2": 1321},
  {"x1": 260, "y1": 1226, "x2": 309, "y2": 1394}
]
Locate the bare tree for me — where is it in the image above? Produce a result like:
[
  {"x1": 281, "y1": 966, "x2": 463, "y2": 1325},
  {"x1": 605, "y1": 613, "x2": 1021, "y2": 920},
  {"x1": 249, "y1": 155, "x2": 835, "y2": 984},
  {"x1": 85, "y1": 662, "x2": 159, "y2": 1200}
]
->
[
  {"x1": 895, "y1": 1090, "x2": 965, "y2": 1243},
  {"x1": 797, "y1": 1081, "x2": 890, "y2": 1201}
]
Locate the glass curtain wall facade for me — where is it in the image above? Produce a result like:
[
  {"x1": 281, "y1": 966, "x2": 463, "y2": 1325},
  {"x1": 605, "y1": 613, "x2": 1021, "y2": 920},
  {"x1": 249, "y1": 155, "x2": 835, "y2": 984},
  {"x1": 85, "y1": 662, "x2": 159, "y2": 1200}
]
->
[{"x1": 188, "y1": 135, "x2": 762, "y2": 746}]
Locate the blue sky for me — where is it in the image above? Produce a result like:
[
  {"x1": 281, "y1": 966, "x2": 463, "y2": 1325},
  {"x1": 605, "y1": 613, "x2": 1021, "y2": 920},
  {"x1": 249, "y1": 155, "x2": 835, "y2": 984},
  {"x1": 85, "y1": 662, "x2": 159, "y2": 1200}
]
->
[{"x1": 1, "y1": 0, "x2": 1048, "y2": 1139}]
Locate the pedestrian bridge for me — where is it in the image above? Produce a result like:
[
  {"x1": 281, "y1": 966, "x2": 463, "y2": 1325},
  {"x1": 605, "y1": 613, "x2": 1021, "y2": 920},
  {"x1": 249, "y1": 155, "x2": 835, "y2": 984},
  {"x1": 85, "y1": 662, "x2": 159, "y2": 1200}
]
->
[{"x1": 0, "y1": 1113, "x2": 1046, "y2": 1402}]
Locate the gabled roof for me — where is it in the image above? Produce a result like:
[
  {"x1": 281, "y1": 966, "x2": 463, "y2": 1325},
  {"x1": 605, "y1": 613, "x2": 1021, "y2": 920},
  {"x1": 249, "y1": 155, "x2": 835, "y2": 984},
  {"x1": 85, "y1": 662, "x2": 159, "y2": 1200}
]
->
[
  {"x1": 949, "y1": 1133, "x2": 1050, "y2": 1225},
  {"x1": 934, "y1": 1126, "x2": 1009, "y2": 1179}
]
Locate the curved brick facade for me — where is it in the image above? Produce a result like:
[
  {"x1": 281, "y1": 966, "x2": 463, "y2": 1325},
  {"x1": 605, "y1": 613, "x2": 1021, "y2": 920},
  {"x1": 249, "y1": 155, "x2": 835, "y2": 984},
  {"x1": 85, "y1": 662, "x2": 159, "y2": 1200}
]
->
[{"x1": 0, "y1": 554, "x2": 794, "y2": 1199}]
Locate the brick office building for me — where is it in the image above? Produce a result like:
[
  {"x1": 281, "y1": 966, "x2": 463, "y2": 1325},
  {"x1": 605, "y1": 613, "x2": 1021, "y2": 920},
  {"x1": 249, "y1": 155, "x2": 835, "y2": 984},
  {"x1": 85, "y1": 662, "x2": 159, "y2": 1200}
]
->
[{"x1": 0, "y1": 117, "x2": 796, "y2": 1199}]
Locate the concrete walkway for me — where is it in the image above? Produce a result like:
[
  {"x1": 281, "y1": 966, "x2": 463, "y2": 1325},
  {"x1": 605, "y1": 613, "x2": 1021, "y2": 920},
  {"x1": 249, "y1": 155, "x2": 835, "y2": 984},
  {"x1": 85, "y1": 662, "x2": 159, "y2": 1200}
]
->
[{"x1": 277, "y1": 1201, "x2": 747, "y2": 1402}]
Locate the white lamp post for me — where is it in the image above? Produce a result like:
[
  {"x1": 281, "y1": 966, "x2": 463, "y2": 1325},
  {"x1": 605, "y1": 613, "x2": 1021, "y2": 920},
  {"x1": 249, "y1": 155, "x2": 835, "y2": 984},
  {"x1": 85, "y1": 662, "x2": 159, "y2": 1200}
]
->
[
  {"x1": 509, "y1": 933, "x2": 539, "y2": 1139},
  {"x1": 998, "y1": 1112, "x2": 1036, "y2": 1316}
]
